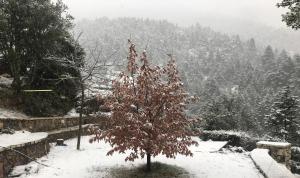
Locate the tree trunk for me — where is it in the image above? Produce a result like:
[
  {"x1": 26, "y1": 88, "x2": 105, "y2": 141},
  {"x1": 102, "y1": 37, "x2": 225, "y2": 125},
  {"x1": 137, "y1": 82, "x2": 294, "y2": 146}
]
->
[
  {"x1": 11, "y1": 75, "x2": 21, "y2": 94},
  {"x1": 146, "y1": 153, "x2": 151, "y2": 172},
  {"x1": 8, "y1": 49, "x2": 21, "y2": 94},
  {"x1": 77, "y1": 83, "x2": 84, "y2": 150},
  {"x1": 283, "y1": 118, "x2": 287, "y2": 141}
]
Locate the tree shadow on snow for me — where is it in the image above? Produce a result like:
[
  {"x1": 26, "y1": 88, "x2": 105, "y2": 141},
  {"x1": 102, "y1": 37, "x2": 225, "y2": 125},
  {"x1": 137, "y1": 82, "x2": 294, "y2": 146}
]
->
[{"x1": 106, "y1": 162, "x2": 193, "y2": 178}]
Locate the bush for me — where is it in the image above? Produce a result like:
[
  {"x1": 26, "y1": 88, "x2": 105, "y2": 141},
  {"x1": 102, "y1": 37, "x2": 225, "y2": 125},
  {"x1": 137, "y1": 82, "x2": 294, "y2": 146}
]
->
[
  {"x1": 0, "y1": 58, "x2": 10, "y2": 75},
  {"x1": 23, "y1": 91, "x2": 75, "y2": 117},
  {"x1": 202, "y1": 116, "x2": 238, "y2": 131},
  {"x1": 22, "y1": 57, "x2": 81, "y2": 117},
  {"x1": 291, "y1": 147, "x2": 300, "y2": 174}
]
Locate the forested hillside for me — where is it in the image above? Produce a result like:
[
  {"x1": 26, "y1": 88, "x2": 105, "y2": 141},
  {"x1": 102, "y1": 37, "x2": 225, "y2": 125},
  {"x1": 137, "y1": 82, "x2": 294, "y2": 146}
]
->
[
  {"x1": 195, "y1": 15, "x2": 300, "y2": 54},
  {"x1": 75, "y1": 18, "x2": 299, "y2": 141},
  {"x1": 1, "y1": 0, "x2": 300, "y2": 177}
]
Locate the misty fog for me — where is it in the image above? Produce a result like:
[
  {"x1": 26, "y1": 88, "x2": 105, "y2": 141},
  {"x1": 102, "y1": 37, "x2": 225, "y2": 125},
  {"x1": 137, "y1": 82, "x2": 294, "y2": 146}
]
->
[{"x1": 62, "y1": 0, "x2": 300, "y2": 54}]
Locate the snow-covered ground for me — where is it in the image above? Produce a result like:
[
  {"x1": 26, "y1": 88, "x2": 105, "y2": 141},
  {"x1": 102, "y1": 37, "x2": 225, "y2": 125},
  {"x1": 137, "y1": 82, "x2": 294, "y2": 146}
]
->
[
  {"x1": 0, "y1": 131, "x2": 47, "y2": 148},
  {"x1": 12, "y1": 137, "x2": 263, "y2": 178},
  {"x1": 0, "y1": 108, "x2": 29, "y2": 118},
  {"x1": 191, "y1": 140, "x2": 228, "y2": 152},
  {"x1": 0, "y1": 75, "x2": 12, "y2": 88},
  {"x1": 64, "y1": 109, "x2": 80, "y2": 117}
]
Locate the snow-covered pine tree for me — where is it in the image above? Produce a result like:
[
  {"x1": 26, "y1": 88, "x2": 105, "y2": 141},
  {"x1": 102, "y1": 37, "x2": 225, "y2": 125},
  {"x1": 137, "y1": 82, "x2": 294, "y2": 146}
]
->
[
  {"x1": 265, "y1": 86, "x2": 299, "y2": 143},
  {"x1": 270, "y1": 50, "x2": 295, "y2": 89},
  {"x1": 277, "y1": 0, "x2": 300, "y2": 30},
  {"x1": 261, "y1": 46, "x2": 276, "y2": 70},
  {"x1": 90, "y1": 41, "x2": 199, "y2": 172},
  {"x1": 293, "y1": 54, "x2": 300, "y2": 96}
]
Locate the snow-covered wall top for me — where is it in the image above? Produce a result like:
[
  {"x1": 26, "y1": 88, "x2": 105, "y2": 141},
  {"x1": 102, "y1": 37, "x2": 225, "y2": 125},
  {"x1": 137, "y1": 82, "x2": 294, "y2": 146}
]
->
[
  {"x1": 0, "y1": 131, "x2": 48, "y2": 151},
  {"x1": 257, "y1": 141, "x2": 291, "y2": 148},
  {"x1": 250, "y1": 149, "x2": 295, "y2": 178}
]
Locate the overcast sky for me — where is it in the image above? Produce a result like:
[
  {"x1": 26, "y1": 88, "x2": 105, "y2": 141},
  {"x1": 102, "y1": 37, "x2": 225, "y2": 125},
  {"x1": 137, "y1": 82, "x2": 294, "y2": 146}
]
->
[{"x1": 61, "y1": 0, "x2": 287, "y2": 28}]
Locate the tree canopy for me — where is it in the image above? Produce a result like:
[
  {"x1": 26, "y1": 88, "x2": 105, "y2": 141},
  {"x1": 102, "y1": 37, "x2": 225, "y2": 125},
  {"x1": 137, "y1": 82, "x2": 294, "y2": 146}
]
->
[
  {"x1": 277, "y1": 0, "x2": 300, "y2": 29},
  {"x1": 90, "y1": 41, "x2": 198, "y2": 171},
  {"x1": 0, "y1": 0, "x2": 84, "y2": 85},
  {"x1": 0, "y1": 0, "x2": 85, "y2": 116}
]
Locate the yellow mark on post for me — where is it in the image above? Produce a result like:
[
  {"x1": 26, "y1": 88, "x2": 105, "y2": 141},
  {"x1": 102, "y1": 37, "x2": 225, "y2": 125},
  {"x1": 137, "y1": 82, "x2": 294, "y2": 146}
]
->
[{"x1": 23, "y1": 90, "x2": 53, "y2": 92}]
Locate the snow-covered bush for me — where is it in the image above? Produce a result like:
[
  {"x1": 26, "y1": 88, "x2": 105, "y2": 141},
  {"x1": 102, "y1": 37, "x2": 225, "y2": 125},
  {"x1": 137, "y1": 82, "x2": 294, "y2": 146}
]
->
[
  {"x1": 200, "y1": 130, "x2": 259, "y2": 151},
  {"x1": 291, "y1": 147, "x2": 300, "y2": 175},
  {"x1": 265, "y1": 86, "x2": 299, "y2": 144}
]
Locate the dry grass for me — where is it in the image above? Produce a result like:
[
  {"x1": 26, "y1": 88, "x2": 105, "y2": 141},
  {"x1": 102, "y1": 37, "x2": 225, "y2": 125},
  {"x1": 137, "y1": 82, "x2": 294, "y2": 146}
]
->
[{"x1": 106, "y1": 162, "x2": 192, "y2": 178}]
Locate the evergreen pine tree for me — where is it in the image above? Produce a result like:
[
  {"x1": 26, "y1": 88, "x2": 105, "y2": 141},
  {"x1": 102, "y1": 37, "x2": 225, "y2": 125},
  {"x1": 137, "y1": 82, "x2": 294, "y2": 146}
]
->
[
  {"x1": 293, "y1": 55, "x2": 300, "y2": 95},
  {"x1": 245, "y1": 38, "x2": 257, "y2": 65},
  {"x1": 0, "y1": 0, "x2": 85, "y2": 116},
  {"x1": 261, "y1": 46, "x2": 276, "y2": 71},
  {"x1": 277, "y1": 0, "x2": 300, "y2": 29},
  {"x1": 262, "y1": 46, "x2": 274, "y2": 61},
  {"x1": 265, "y1": 86, "x2": 299, "y2": 143},
  {"x1": 266, "y1": 50, "x2": 295, "y2": 89}
]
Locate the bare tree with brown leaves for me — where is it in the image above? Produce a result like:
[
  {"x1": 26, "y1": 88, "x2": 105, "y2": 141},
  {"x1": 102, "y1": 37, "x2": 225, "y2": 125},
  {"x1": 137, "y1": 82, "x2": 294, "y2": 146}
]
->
[
  {"x1": 70, "y1": 32, "x2": 120, "y2": 150},
  {"x1": 90, "y1": 41, "x2": 199, "y2": 172}
]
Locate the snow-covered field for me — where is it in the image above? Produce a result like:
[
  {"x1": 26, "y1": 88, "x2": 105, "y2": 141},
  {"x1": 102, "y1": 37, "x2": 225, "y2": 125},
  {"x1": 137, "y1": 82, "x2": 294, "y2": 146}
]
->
[{"x1": 12, "y1": 136, "x2": 263, "y2": 178}]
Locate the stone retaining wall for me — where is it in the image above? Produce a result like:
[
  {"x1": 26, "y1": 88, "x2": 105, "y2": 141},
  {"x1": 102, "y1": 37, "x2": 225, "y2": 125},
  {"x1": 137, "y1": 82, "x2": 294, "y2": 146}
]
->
[
  {"x1": 47, "y1": 124, "x2": 91, "y2": 143},
  {"x1": 0, "y1": 115, "x2": 109, "y2": 132},
  {"x1": 257, "y1": 141, "x2": 292, "y2": 170},
  {"x1": 0, "y1": 114, "x2": 110, "y2": 177},
  {"x1": 0, "y1": 137, "x2": 49, "y2": 178}
]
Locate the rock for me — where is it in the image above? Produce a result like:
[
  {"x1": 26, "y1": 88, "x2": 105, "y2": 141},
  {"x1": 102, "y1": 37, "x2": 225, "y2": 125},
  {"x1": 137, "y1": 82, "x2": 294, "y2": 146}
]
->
[
  {"x1": 56, "y1": 139, "x2": 67, "y2": 146},
  {"x1": 227, "y1": 146, "x2": 245, "y2": 153}
]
